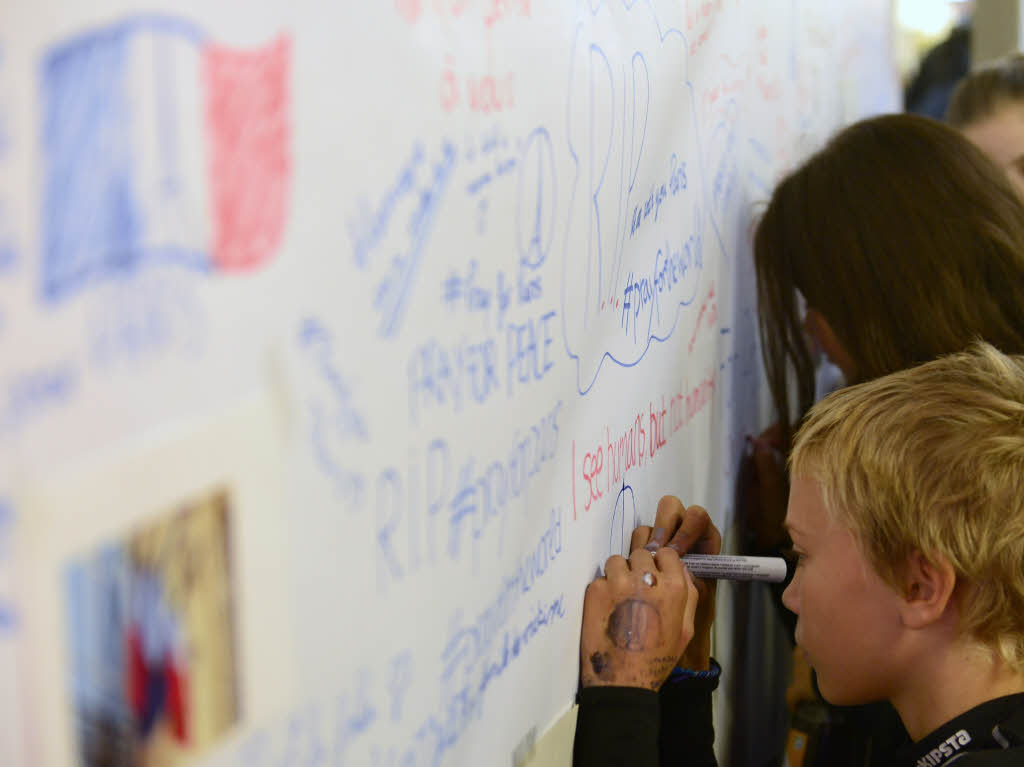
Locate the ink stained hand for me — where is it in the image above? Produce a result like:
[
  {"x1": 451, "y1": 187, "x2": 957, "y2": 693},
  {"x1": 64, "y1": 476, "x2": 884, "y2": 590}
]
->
[
  {"x1": 589, "y1": 651, "x2": 611, "y2": 678},
  {"x1": 606, "y1": 598, "x2": 662, "y2": 651}
]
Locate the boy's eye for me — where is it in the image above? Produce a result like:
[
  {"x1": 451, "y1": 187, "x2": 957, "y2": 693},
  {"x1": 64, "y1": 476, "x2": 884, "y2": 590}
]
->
[{"x1": 781, "y1": 546, "x2": 806, "y2": 567}]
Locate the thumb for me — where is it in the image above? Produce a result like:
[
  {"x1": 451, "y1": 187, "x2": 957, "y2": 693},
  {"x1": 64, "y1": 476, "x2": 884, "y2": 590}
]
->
[{"x1": 679, "y1": 566, "x2": 699, "y2": 650}]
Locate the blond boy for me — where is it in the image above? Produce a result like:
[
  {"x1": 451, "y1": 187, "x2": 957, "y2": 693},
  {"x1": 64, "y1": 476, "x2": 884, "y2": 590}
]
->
[{"x1": 575, "y1": 343, "x2": 1024, "y2": 765}]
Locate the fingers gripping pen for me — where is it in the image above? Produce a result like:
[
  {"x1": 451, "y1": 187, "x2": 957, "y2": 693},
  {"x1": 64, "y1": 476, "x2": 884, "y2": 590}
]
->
[{"x1": 681, "y1": 554, "x2": 787, "y2": 582}]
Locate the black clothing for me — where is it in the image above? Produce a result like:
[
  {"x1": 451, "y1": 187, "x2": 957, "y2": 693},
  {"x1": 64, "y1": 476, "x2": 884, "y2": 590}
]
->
[
  {"x1": 904, "y1": 24, "x2": 970, "y2": 119},
  {"x1": 573, "y1": 676, "x2": 1024, "y2": 766},
  {"x1": 796, "y1": 669, "x2": 909, "y2": 766},
  {"x1": 893, "y1": 693, "x2": 1024, "y2": 766},
  {"x1": 573, "y1": 670, "x2": 718, "y2": 767},
  {"x1": 787, "y1": 695, "x2": 910, "y2": 766},
  {"x1": 573, "y1": 687, "x2": 660, "y2": 767}
]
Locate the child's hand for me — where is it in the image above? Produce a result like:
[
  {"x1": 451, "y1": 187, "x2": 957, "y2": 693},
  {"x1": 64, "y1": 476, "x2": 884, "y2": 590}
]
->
[
  {"x1": 633, "y1": 497, "x2": 720, "y2": 670},
  {"x1": 580, "y1": 546, "x2": 698, "y2": 690}
]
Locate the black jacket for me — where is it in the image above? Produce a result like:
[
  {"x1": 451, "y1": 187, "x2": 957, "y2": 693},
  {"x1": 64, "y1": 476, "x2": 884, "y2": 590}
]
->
[
  {"x1": 573, "y1": 668, "x2": 718, "y2": 767},
  {"x1": 893, "y1": 693, "x2": 1024, "y2": 766},
  {"x1": 572, "y1": 672, "x2": 1024, "y2": 767}
]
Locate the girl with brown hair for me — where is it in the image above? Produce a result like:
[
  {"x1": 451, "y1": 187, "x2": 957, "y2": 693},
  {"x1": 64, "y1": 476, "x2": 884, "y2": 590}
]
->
[
  {"x1": 573, "y1": 113, "x2": 1024, "y2": 767},
  {"x1": 747, "y1": 112, "x2": 1024, "y2": 766},
  {"x1": 755, "y1": 112, "x2": 1024, "y2": 451}
]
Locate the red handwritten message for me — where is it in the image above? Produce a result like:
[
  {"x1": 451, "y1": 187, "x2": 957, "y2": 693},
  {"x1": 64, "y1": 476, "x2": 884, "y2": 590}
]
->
[{"x1": 571, "y1": 370, "x2": 716, "y2": 519}]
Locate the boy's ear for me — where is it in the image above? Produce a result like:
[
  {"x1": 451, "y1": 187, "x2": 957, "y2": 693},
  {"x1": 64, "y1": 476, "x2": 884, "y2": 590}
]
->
[{"x1": 899, "y1": 550, "x2": 957, "y2": 629}]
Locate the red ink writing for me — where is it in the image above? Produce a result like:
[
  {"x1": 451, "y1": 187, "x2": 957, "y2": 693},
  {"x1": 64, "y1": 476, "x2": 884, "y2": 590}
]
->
[
  {"x1": 570, "y1": 372, "x2": 716, "y2": 519},
  {"x1": 440, "y1": 57, "x2": 516, "y2": 114},
  {"x1": 688, "y1": 282, "x2": 718, "y2": 353}
]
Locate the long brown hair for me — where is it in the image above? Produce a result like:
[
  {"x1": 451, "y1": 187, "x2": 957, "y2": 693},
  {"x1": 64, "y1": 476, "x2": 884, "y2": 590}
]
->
[{"x1": 754, "y1": 113, "x2": 1024, "y2": 446}]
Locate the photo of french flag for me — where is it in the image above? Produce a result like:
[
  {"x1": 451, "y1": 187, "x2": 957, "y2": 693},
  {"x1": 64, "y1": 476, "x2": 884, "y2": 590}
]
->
[{"x1": 39, "y1": 15, "x2": 291, "y2": 303}]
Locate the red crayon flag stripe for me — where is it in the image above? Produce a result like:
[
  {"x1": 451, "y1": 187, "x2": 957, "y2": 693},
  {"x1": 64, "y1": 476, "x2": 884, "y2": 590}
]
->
[{"x1": 204, "y1": 35, "x2": 291, "y2": 271}]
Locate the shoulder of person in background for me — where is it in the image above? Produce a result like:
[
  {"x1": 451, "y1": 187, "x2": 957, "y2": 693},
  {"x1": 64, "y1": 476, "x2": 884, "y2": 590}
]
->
[{"x1": 905, "y1": 24, "x2": 970, "y2": 118}]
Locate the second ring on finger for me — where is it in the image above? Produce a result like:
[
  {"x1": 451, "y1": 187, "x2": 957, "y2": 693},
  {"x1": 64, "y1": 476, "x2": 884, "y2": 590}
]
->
[{"x1": 629, "y1": 546, "x2": 657, "y2": 568}]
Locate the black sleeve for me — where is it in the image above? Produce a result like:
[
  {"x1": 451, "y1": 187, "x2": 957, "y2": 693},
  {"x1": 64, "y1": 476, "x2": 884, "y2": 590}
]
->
[
  {"x1": 573, "y1": 686, "x2": 660, "y2": 767},
  {"x1": 657, "y1": 669, "x2": 720, "y2": 767}
]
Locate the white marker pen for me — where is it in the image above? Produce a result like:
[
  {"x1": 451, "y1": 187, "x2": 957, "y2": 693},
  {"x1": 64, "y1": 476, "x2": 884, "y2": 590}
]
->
[{"x1": 681, "y1": 554, "x2": 787, "y2": 582}]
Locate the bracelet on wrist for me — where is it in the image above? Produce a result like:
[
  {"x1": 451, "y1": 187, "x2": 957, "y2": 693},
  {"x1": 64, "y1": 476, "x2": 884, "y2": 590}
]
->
[{"x1": 667, "y1": 658, "x2": 721, "y2": 683}]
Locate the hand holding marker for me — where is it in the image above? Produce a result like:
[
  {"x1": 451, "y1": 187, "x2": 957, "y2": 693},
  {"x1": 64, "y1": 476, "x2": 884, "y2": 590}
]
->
[
  {"x1": 639, "y1": 498, "x2": 787, "y2": 583},
  {"x1": 679, "y1": 553, "x2": 786, "y2": 582},
  {"x1": 623, "y1": 498, "x2": 785, "y2": 678}
]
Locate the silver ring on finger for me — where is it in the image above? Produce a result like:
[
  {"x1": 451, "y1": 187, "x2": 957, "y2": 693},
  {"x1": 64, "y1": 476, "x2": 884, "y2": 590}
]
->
[{"x1": 642, "y1": 571, "x2": 656, "y2": 587}]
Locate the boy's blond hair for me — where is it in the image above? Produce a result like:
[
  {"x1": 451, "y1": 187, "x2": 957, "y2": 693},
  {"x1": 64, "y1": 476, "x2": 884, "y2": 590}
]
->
[{"x1": 790, "y1": 342, "x2": 1024, "y2": 671}]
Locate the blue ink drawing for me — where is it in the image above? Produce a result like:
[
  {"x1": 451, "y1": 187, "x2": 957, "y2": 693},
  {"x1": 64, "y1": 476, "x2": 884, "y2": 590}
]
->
[
  {"x1": 374, "y1": 141, "x2": 456, "y2": 338},
  {"x1": 428, "y1": 594, "x2": 566, "y2": 765},
  {"x1": 609, "y1": 482, "x2": 638, "y2": 557},
  {"x1": 0, "y1": 498, "x2": 13, "y2": 632},
  {"x1": 39, "y1": 16, "x2": 209, "y2": 303},
  {"x1": 560, "y1": 3, "x2": 729, "y2": 396},
  {"x1": 516, "y1": 127, "x2": 557, "y2": 269},
  {"x1": 39, "y1": 15, "x2": 291, "y2": 303},
  {"x1": 348, "y1": 144, "x2": 424, "y2": 269},
  {"x1": 87, "y1": 273, "x2": 207, "y2": 369},
  {"x1": 0, "y1": 241, "x2": 16, "y2": 274},
  {"x1": 1, "y1": 361, "x2": 77, "y2": 435},
  {"x1": 299, "y1": 318, "x2": 368, "y2": 511},
  {"x1": 0, "y1": 498, "x2": 13, "y2": 559}
]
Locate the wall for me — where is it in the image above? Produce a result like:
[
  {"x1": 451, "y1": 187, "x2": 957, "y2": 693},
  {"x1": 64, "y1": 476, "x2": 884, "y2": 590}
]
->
[
  {"x1": 972, "y1": 0, "x2": 1022, "y2": 65},
  {"x1": 0, "y1": 2, "x2": 897, "y2": 765}
]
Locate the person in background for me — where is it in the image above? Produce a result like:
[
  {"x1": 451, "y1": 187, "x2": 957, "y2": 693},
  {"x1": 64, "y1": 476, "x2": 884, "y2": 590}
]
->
[
  {"x1": 748, "y1": 111, "x2": 1024, "y2": 573},
  {"x1": 574, "y1": 343, "x2": 1024, "y2": 766},
  {"x1": 753, "y1": 112, "x2": 1024, "y2": 464},
  {"x1": 947, "y1": 53, "x2": 1024, "y2": 199},
  {"x1": 746, "y1": 111, "x2": 1024, "y2": 765},
  {"x1": 904, "y1": 19, "x2": 971, "y2": 119}
]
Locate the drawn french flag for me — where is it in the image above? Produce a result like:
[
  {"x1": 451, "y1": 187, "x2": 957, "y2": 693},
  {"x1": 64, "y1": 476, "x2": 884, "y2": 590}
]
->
[{"x1": 40, "y1": 16, "x2": 290, "y2": 302}]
